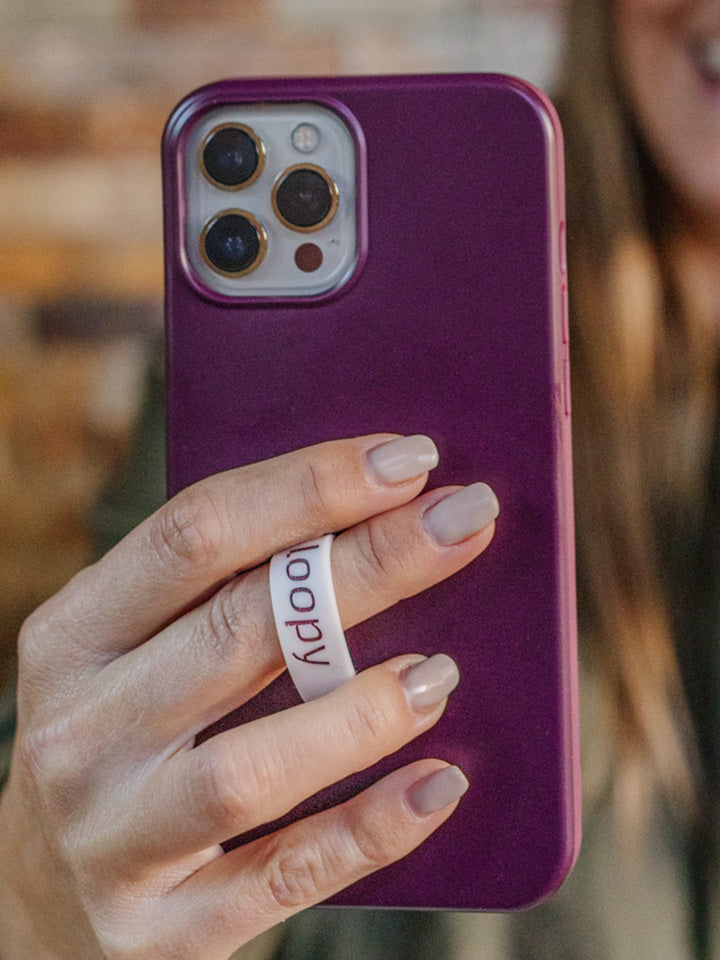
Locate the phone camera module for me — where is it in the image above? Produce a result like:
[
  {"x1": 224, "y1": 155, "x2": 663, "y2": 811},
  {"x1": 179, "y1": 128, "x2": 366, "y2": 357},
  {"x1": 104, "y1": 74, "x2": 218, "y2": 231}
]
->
[
  {"x1": 272, "y1": 165, "x2": 338, "y2": 232},
  {"x1": 201, "y1": 210, "x2": 266, "y2": 277},
  {"x1": 201, "y1": 124, "x2": 264, "y2": 189},
  {"x1": 186, "y1": 104, "x2": 356, "y2": 296}
]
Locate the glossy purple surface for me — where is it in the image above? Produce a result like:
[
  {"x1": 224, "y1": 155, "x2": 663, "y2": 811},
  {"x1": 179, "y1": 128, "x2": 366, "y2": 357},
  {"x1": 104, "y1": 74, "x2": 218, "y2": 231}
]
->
[{"x1": 163, "y1": 74, "x2": 579, "y2": 910}]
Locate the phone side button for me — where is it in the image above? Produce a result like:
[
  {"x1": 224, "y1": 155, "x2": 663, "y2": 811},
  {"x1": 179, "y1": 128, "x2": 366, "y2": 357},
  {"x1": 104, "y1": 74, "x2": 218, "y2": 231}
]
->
[
  {"x1": 563, "y1": 356, "x2": 572, "y2": 418},
  {"x1": 558, "y1": 221, "x2": 569, "y2": 345}
]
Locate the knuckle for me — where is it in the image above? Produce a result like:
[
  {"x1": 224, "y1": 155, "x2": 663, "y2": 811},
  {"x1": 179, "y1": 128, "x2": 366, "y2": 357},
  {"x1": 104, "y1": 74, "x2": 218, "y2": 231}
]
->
[
  {"x1": 16, "y1": 598, "x2": 70, "y2": 673},
  {"x1": 190, "y1": 740, "x2": 256, "y2": 832},
  {"x1": 18, "y1": 718, "x2": 66, "y2": 780},
  {"x1": 15, "y1": 725, "x2": 50, "y2": 783},
  {"x1": 356, "y1": 516, "x2": 404, "y2": 586},
  {"x1": 297, "y1": 460, "x2": 334, "y2": 527},
  {"x1": 341, "y1": 687, "x2": 396, "y2": 752},
  {"x1": 148, "y1": 486, "x2": 225, "y2": 575},
  {"x1": 16, "y1": 564, "x2": 102, "y2": 678},
  {"x1": 16, "y1": 611, "x2": 45, "y2": 670},
  {"x1": 345, "y1": 809, "x2": 395, "y2": 873},
  {"x1": 200, "y1": 581, "x2": 242, "y2": 661},
  {"x1": 264, "y1": 840, "x2": 331, "y2": 911},
  {"x1": 17, "y1": 712, "x2": 90, "y2": 809},
  {"x1": 199, "y1": 575, "x2": 269, "y2": 667}
]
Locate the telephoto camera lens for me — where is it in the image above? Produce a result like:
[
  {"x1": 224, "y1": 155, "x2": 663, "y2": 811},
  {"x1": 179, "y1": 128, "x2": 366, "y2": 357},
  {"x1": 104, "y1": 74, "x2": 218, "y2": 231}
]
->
[
  {"x1": 202, "y1": 212, "x2": 265, "y2": 276},
  {"x1": 202, "y1": 125, "x2": 262, "y2": 188},
  {"x1": 273, "y1": 166, "x2": 337, "y2": 230}
]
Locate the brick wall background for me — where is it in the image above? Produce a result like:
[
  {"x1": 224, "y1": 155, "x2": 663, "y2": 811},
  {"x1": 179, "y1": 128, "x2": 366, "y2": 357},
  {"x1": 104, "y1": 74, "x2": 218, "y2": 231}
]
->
[{"x1": 0, "y1": 0, "x2": 565, "y2": 666}]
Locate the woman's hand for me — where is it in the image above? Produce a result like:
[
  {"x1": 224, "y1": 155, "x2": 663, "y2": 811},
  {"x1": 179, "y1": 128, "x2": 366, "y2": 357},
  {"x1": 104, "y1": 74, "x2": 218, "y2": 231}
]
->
[{"x1": 0, "y1": 434, "x2": 498, "y2": 960}]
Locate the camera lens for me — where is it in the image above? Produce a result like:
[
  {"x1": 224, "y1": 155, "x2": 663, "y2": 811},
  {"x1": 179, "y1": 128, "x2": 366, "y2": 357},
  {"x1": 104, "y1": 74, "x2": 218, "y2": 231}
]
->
[
  {"x1": 273, "y1": 165, "x2": 338, "y2": 231},
  {"x1": 201, "y1": 125, "x2": 263, "y2": 189},
  {"x1": 201, "y1": 211, "x2": 266, "y2": 276}
]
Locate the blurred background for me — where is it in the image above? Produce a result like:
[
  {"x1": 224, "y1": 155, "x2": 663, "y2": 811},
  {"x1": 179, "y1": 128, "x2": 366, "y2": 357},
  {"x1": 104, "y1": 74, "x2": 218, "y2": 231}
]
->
[{"x1": 0, "y1": 0, "x2": 563, "y2": 677}]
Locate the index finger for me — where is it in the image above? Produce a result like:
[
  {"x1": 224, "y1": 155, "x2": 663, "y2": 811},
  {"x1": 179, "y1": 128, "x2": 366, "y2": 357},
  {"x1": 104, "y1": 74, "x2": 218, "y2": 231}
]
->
[{"x1": 23, "y1": 434, "x2": 438, "y2": 673}]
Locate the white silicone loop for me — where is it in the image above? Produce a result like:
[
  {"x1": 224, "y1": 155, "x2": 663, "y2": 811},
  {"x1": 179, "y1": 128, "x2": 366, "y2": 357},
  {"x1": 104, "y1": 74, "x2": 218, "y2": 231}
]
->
[{"x1": 269, "y1": 534, "x2": 356, "y2": 701}]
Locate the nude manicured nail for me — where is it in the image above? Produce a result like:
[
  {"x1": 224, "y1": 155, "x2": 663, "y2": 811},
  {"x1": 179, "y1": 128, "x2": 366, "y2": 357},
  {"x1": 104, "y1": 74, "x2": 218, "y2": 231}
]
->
[
  {"x1": 366, "y1": 435, "x2": 439, "y2": 485},
  {"x1": 400, "y1": 653, "x2": 459, "y2": 710},
  {"x1": 422, "y1": 482, "x2": 499, "y2": 545},
  {"x1": 407, "y1": 765, "x2": 470, "y2": 816}
]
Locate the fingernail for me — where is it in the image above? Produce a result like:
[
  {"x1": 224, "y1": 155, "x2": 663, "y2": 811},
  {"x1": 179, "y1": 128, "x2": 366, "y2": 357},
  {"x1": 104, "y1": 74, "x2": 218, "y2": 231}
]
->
[
  {"x1": 422, "y1": 482, "x2": 499, "y2": 545},
  {"x1": 407, "y1": 765, "x2": 470, "y2": 816},
  {"x1": 366, "y1": 435, "x2": 439, "y2": 485},
  {"x1": 400, "y1": 653, "x2": 459, "y2": 711}
]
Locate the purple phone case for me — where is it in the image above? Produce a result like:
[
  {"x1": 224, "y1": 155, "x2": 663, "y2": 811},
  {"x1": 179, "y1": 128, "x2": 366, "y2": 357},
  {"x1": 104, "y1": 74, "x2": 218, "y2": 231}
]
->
[{"x1": 163, "y1": 73, "x2": 579, "y2": 911}]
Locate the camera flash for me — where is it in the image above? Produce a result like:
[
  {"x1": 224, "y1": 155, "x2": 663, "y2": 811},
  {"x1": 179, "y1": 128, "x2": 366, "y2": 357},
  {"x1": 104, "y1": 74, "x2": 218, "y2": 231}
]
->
[{"x1": 291, "y1": 123, "x2": 321, "y2": 154}]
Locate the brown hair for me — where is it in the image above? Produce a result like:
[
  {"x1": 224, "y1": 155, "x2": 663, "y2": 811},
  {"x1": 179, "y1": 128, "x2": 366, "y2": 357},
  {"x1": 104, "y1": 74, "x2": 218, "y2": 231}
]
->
[{"x1": 556, "y1": 0, "x2": 717, "y2": 821}]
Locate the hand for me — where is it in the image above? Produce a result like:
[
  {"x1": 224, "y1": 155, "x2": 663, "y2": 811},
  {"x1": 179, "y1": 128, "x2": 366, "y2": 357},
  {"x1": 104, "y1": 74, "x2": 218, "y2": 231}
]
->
[{"x1": 0, "y1": 434, "x2": 498, "y2": 960}]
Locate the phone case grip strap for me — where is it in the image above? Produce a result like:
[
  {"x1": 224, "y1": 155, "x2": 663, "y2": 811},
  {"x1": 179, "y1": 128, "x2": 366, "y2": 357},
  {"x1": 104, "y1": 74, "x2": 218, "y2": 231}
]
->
[{"x1": 269, "y1": 534, "x2": 356, "y2": 701}]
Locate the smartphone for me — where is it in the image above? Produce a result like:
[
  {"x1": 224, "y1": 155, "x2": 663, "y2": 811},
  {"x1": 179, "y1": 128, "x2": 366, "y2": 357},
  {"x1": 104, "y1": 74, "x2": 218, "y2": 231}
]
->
[{"x1": 163, "y1": 73, "x2": 579, "y2": 911}]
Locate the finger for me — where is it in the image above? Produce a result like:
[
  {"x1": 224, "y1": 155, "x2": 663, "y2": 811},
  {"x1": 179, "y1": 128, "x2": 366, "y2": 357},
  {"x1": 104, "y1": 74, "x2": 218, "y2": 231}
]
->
[
  {"x1": 98, "y1": 483, "x2": 497, "y2": 754},
  {"x1": 21, "y1": 434, "x2": 437, "y2": 678},
  {"x1": 161, "y1": 760, "x2": 469, "y2": 960},
  {"x1": 105, "y1": 653, "x2": 460, "y2": 866}
]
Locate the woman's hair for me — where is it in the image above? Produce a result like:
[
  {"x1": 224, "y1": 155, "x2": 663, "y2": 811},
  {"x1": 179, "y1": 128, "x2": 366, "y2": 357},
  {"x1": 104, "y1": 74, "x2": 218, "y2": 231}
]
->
[{"x1": 556, "y1": 0, "x2": 717, "y2": 822}]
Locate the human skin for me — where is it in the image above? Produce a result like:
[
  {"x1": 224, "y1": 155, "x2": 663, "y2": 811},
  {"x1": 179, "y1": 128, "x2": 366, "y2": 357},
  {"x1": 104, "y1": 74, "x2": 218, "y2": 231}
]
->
[
  {"x1": 614, "y1": 0, "x2": 720, "y2": 235},
  {"x1": 0, "y1": 434, "x2": 496, "y2": 960}
]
